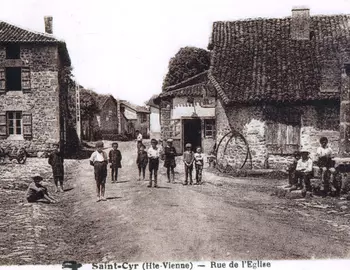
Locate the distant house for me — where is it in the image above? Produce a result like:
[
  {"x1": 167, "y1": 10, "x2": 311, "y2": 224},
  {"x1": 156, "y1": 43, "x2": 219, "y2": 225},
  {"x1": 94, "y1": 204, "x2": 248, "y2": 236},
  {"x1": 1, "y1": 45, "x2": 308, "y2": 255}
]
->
[
  {"x1": 146, "y1": 95, "x2": 161, "y2": 139},
  {"x1": 0, "y1": 17, "x2": 78, "y2": 156},
  {"x1": 119, "y1": 100, "x2": 150, "y2": 139},
  {"x1": 96, "y1": 94, "x2": 120, "y2": 140},
  {"x1": 208, "y1": 8, "x2": 350, "y2": 169},
  {"x1": 155, "y1": 71, "x2": 217, "y2": 154}
]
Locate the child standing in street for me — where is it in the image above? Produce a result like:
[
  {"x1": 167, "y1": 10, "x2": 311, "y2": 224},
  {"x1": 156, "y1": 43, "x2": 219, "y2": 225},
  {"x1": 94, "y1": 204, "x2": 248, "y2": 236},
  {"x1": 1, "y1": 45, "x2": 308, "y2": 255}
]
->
[
  {"x1": 164, "y1": 138, "x2": 177, "y2": 183},
  {"x1": 136, "y1": 144, "x2": 148, "y2": 181},
  {"x1": 183, "y1": 143, "x2": 194, "y2": 185},
  {"x1": 194, "y1": 147, "x2": 204, "y2": 185},
  {"x1": 147, "y1": 139, "x2": 160, "y2": 188},
  {"x1": 90, "y1": 141, "x2": 108, "y2": 202},
  {"x1": 109, "y1": 142, "x2": 122, "y2": 183},
  {"x1": 26, "y1": 173, "x2": 57, "y2": 203},
  {"x1": 48, "y1": 142, "x2": 64, "y2": 193}
]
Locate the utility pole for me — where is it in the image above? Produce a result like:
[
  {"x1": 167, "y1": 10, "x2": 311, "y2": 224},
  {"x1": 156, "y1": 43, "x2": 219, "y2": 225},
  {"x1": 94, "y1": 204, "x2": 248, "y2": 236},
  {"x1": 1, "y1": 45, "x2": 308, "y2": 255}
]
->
[{"x1": 75, "y1": 82, "x2": 81, "y2": 142}]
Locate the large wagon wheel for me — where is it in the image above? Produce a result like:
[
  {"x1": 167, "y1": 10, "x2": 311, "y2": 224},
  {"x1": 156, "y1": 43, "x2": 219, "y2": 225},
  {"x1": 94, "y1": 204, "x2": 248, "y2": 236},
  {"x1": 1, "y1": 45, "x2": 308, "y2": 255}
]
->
[
  {"x1": 16, "y1": 148, "x2": 28, "y2": 164},
  {"x1": 215, "y1": 130, "x2": 252, "y2": 173}
]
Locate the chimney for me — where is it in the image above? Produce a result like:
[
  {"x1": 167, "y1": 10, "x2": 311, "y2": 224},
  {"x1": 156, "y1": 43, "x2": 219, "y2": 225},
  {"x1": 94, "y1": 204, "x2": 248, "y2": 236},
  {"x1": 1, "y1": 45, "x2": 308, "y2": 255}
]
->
[
  {"x1": 44, "y1": 16, "x2": 53, "y2": 34},
  {"x1": 291, "y1": 6, "x2": 310, "y2": 40}
]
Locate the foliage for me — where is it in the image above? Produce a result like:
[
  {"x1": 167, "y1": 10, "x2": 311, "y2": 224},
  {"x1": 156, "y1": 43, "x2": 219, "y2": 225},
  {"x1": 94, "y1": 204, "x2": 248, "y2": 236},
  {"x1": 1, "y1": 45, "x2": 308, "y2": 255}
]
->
[
  {"x1": 80, "y1": 88, "x2": 100, "y2": 120},
  {"x1": 162, "y1": 46, "x2": 210, "y2": 90}
]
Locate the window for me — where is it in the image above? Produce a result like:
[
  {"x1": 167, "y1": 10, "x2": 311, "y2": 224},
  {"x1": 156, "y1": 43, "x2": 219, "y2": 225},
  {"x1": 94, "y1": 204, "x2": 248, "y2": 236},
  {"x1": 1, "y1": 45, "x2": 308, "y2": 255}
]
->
[
  {"x1": 265, "y1": 108, "x2": 301, "y2": 154},
  {"x1": 8, "y1": 111, "x2": 22, "y2": 135},
  {"x1": 6, "y1": 67, "x2": 21, "y2": 91},
  {"x1": 204, "y1": 119, "x2": 216, "y2": 138},
  {"x1": 6, "y1": 44, "x2": 20, "y2": 59},
  {"x1": 140, "y1": 113, "x2": 147, "y2": 123}
]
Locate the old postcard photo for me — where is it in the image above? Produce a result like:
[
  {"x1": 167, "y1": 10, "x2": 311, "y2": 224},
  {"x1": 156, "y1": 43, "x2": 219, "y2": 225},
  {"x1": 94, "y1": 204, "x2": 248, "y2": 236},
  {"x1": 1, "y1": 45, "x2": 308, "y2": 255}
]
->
[{"x1": 0, "y1": 0, "x2": 350, "y2": 269}]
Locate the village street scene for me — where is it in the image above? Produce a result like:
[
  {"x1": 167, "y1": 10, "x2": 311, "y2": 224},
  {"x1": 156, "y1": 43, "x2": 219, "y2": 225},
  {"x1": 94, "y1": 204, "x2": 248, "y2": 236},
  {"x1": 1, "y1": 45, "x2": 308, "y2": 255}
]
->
[{"x1": 1, "y1": 0, "x2": 350, "y2": 267}]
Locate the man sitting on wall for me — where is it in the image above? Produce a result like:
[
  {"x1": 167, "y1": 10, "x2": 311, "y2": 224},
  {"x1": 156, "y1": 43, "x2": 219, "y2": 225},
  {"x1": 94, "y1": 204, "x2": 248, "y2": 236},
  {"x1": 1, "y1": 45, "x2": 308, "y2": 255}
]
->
[
  {"x1": 294, "y1": 151, "x2": 313, "y2": 192},
  {"x1": 315, "y1": 137, "x2": 336, "y2": 195}
]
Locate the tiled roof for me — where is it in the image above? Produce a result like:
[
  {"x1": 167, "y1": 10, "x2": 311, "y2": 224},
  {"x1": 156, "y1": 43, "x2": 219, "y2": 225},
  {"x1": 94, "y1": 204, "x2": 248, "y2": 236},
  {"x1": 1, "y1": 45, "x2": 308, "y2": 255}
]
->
[
  {"x1": 120, "y1": 100, "x2": 150, "y2": 113},
  {"x1": 146, "y1": 95, "x2": 160, "y2": 108},
  {"x1": 96, "y1": 94, "x2": 117, "y2": 109},
  {"x1": 164, "y1": 71, "x2": 209, "y2": 92},
  {"x1": 210, "y1": 14, "x2": 350, "y2": 104},
  {"x1": 0, "y1": 21, "x2": 61, "y2": 43}
]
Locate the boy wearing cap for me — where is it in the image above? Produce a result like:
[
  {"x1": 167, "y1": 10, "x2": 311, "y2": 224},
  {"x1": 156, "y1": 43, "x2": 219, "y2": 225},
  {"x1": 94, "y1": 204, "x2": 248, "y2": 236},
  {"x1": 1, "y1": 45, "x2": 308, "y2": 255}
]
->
[
  {"x1": 295, "y1": 151, "x2": 313, "y2": 192},
  {"x1": 194, "y1": 147, "x2": 204, "y2": 185},
  {"x1": 109, "y1": 142, "x2": 122, "y2": 183},
  {"x1": 26, "y1": 174, "x2": 56, "y2": 203},
  {"x1": 147, "y1": 139, "x2": 160, "y2": 187},
  {"x1": 316, "y1": 137, "x2": 336, "y2": 194},
  {"x1": 136, "y1": 144, "x2": 148, "y2": 181},
  {"x1": 183, "y1": 143, "x2": 195, "y2": 185},
  {"x1": 90, "y1": 141, "x2": 108, "y2": 201},
  {"x1": 48, "y1": 142, "x2": 64, "y2": 193},
  {"x1": 164, "y1": 138, "x2": 177, "y2": 183}
]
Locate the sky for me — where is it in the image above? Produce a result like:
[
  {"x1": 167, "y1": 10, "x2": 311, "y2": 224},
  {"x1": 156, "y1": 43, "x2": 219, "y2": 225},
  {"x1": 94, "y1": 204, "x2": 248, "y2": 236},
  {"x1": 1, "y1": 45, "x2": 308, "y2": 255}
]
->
[{"x1": 1, "y1": 0, "x2": 350, "y2": 105}]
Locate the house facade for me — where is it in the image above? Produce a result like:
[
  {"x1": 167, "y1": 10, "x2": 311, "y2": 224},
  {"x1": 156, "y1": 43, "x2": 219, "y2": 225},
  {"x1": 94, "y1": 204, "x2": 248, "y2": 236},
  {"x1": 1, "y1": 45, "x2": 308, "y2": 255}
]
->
[
  {"x1": 119, "y1": 100, "x2": 150, "y2": 139},
  {"x1": 96, "y1": 95, "x2": 120, "y2": 140},
  {"x1": 0, "y1": 17, "x2": 78, "y2": 156},
  {"x1": 156, "y1": 71, "x2": 217, "y2": 154},
  {"x1": 147, "y1": 95, "x2": 161, "y2": 139},
  {"x1": 208, "y1": 8, "x2": 350, "y2": 170}
]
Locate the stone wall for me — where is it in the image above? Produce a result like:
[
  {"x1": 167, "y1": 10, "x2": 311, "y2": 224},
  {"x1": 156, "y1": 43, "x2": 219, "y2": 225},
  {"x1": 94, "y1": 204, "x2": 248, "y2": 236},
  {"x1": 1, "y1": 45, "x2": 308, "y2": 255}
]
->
[
  {"x1": 0, "y1": 44, "x2": 61, "y2": 155},
  {"x1": 216, "y1": 100, "x2": 340, "y2": 170}
]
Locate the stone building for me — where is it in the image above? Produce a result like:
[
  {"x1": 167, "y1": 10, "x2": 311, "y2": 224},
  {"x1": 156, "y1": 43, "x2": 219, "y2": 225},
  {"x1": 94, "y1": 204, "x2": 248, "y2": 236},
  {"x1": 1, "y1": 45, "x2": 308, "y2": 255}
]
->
[
  {"x1": 96, "y1": 94, "x2": 120, "y2": 140},
  {"x1": 155, "y1": 71, "x2": 217, "y2": 154},
  {"x1": 0, "y1": 17, "x2": 78, "y2": 156},
  {"x1": 119, "y1": 100, "x2": 150, "y2": 139},
  {"x1": 208, "y1": 8, "x2": 350, "y2": 170}
]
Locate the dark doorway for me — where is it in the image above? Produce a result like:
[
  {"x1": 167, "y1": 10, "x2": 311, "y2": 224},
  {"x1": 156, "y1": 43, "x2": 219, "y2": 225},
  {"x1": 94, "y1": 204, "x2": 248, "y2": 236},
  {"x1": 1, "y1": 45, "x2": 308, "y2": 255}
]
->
[{"x1": 183, "y1": 118, "x2": 201, "y2": 152}]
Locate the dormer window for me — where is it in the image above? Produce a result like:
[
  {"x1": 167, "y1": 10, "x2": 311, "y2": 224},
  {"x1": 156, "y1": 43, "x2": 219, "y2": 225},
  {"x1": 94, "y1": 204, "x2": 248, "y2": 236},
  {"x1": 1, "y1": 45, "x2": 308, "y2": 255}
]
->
[{"x1": 6, "y1": 44, "x2": 20, "y2": 59}]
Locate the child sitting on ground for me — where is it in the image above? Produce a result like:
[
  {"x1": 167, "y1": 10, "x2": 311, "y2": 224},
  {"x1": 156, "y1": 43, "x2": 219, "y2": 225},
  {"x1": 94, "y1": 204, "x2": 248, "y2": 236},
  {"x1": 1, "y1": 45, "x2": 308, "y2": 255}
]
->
[
  {"x1": 136, "y1": 144, "x2": 148, "y2": 181},
  {"x1": 194, "y1": 147, "x2": 204, "y2": 185},
  {"x1": 26, "y1": 174, "x2": 56, "y2": 203},
  {"x1": 109, "y1": 142, "x2": 122, "y2": 183}
]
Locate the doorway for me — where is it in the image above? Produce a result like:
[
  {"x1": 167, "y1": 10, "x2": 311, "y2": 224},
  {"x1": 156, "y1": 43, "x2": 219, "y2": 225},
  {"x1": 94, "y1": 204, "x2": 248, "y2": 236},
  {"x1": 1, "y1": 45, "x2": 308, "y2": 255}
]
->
[{"x1": 183, "y1": 118, "x2": 201, "y2": 152}]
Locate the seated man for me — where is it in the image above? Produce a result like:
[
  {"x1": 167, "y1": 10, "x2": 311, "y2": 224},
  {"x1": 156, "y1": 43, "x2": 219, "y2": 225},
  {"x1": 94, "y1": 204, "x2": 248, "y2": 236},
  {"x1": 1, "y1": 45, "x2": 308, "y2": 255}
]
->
[
  {"x1": 287, "y1": 151, "x2": 300, "y2": 188},
  {"x1": 315, "y1": 137, "x2": 336, "y2": 194},
  {"x1": 294, "y1": 151, "x2": 313, "y2": 192},
  {"x1": 26, "y1": 173, "x2": 56, "y2": 203}
]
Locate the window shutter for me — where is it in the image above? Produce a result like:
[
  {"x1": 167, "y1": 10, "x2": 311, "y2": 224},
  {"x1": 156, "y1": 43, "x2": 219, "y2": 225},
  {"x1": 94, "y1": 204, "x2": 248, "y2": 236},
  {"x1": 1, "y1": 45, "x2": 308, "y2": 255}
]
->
[
  {"x1": 21, "y1": 67, "x2": 31, "y2": 93},
  {"x1": 22, "y1": 112, "x2": 32, "y2": 139},
  {"x1": 0, "y1": 68, "x2": 5, "y2": 94},
  {"x1": 0, "y1": 112, "x2": 7, "y2": 139}
]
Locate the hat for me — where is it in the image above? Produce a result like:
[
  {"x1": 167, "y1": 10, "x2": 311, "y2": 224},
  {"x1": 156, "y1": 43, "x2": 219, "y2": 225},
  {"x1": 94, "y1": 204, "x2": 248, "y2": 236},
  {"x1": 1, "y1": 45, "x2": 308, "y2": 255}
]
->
[
  {"x1": 32, "y1": 173, "x2": 43, "y2": 181},
  {"x1": 167, "y1": 138, "x2": 173, "y2": 143},
  {"x1": 300, "y1": 150, "x2": 309, "y2": 155},
  {"x1": 151, "y1": 139, "x2": 158, "y2": 144},
  {"x1": 159, "y1": 138, "x2": 163, "y2": 142},
  {"x1": 185, "y1": 143, "x2": 192, "y2": 148},
  {"x1": 95, "y1": 141, "x2": 104, "y2": 147},
  {"x1": 112, "y1": 142, "x2": 118, "y2": 146}
]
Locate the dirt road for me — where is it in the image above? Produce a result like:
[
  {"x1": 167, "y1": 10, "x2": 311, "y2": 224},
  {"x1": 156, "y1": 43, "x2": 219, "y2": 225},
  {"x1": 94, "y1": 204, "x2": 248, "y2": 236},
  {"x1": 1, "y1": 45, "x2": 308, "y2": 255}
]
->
[{"x1": 66, "y1": 141, "x2": 350, "y2": 262}]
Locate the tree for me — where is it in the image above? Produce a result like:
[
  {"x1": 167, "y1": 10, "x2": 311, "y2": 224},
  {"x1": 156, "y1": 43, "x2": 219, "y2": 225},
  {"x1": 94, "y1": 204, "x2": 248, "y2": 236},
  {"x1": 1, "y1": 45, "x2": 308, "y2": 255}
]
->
[
  {"x1": 162, "y1": 46, "x2": 210, "y2": 90},
  {"x1": 80, "y1": 88, "x2": 101, "y2": 141}
]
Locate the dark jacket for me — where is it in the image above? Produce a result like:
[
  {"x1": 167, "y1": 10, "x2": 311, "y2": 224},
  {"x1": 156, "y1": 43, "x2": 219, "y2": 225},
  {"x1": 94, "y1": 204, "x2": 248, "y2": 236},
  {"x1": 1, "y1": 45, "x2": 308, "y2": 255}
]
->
[
  {"x1": 48, "y1": 151, "x2": 64, "y2": 177},
  {"x1": 109, "y1": 149, "x2": 122, "y2": 168},
  {"x1": 164, "y1": 146, "x2": 177, "y2": 168},
  {"x1": 136, "y1": 150, "x2": 149, "y2": 168}
]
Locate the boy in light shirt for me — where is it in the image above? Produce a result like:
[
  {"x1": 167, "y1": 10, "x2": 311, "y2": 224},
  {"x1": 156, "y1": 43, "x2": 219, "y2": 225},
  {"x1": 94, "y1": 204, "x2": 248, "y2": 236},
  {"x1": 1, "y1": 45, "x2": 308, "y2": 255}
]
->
[
  {"x1": 315, "y1": 137, "x2": 336, "y2": 195},
  {"x1": 194, "y1": 147, "x2": 204, "y2": 185},
  {"x1": 147, "y1": 139, "x2": 160, "y2": 188},
  {"x1": 294, "y1": 151, "x2": 313, "y2": 192},
  {"x1": 90, "y1": 141, "x2": 108, "y2": 202}
]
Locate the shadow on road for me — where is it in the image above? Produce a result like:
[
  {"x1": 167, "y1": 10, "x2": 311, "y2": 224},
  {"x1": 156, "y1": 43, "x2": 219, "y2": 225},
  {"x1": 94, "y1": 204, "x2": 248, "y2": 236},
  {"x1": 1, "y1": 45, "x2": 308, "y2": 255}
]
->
[
  {"x1": 106, "y1": 196, "x2": 122, "y2": 200},
  {"x1": 114, "y1": 181, "x2": 129, "y2": 184},
  {"x1": 64, "y1": 188, "x2": 74, "y2": 192}
]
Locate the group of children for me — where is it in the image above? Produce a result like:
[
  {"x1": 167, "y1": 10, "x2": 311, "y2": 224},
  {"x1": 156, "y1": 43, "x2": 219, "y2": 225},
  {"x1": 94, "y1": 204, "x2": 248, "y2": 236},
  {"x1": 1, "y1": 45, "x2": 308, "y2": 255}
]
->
[
  {"x1": 287, "y1": 136, "x2": 337, "y2": 195},
  {"x1": 26, "y1": 138, "x2": 207, "y2": 204}
]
